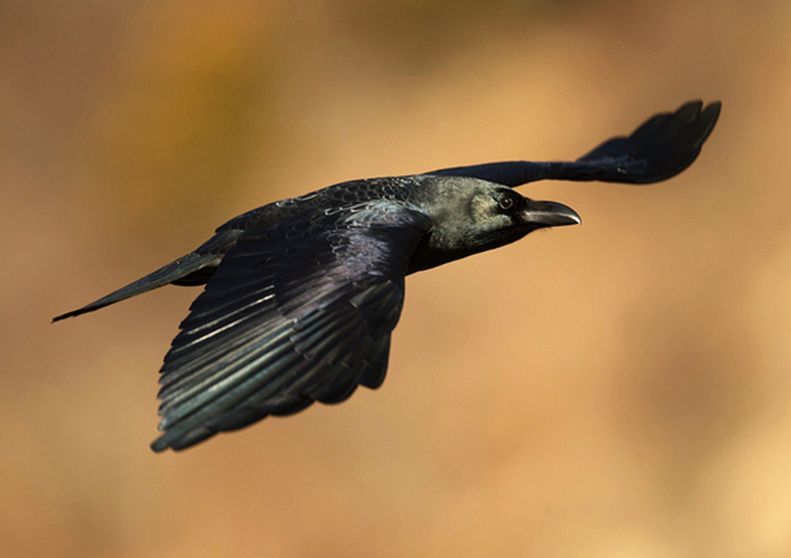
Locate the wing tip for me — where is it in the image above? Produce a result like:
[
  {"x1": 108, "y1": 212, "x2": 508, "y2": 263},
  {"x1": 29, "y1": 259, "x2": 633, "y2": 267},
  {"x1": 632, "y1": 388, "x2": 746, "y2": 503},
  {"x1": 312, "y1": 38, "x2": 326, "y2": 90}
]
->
[
  {"x1": 678, "y1": 99, "x2": 704, "y2": 117},
  {"x1": 150, "y1": 426, "x2": 219, "y2": 453},
  {"x1": 696, "y1": 100, "x2": 722, "y2": 145},
  {"x1": 638, "y1": 98, "x2": 722, "y2": 177},
  {"x1": 149, "y1": 437, "x2": 170, "y2": 453}
]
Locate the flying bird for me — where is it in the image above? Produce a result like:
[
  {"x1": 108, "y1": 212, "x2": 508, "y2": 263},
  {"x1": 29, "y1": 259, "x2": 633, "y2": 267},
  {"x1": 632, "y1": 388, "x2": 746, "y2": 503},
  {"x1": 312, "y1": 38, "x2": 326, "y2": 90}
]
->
[{"x1": 54, "y1": 100, "x2": 721, "y2": 452}]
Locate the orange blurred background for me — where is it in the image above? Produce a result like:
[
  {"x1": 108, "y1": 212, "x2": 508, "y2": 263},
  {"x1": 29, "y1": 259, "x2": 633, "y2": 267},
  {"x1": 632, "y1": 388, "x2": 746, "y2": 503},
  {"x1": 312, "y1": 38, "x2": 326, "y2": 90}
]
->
[{"x1": 3, "y1": 1, "x2": 790, "y2": 556}]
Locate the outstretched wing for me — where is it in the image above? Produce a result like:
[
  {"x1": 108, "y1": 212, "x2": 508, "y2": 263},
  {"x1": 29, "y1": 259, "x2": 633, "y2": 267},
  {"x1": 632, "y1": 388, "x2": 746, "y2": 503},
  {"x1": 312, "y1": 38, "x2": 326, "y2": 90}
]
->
[
  {"x1": 427, "y1": 100, "x2": 721, "y2": 186},
  {"x1": 151, "y1": 201, "x2": 431, "y2": 452}
]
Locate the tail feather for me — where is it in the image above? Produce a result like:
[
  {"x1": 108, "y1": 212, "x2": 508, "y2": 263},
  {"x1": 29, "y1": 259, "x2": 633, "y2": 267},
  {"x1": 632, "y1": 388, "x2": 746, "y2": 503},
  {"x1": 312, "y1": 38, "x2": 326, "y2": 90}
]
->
[{"x1": 52, "y1": 252, "x2": 218, "y2": 322}]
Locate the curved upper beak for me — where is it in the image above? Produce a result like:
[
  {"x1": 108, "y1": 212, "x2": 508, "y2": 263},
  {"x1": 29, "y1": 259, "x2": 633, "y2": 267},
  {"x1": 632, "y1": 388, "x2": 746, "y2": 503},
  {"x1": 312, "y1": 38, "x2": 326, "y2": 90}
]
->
[{"x1": 519, "y1": 200, "x2": 581, "y2": 228}]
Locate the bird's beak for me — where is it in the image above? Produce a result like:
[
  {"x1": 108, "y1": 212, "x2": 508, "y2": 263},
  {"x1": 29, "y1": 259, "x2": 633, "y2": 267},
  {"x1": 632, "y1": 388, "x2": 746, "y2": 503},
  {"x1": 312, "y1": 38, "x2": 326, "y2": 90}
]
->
[{"x1": 519, "y1": 200, "x2": 581, "y2": 228}]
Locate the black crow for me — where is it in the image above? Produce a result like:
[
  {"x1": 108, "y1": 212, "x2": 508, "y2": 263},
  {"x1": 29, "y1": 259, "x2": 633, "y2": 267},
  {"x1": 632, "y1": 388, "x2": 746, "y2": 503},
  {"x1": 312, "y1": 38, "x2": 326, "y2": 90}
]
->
[{"x1": 54, "y1": 100, "x2": 721, "y2": 451}]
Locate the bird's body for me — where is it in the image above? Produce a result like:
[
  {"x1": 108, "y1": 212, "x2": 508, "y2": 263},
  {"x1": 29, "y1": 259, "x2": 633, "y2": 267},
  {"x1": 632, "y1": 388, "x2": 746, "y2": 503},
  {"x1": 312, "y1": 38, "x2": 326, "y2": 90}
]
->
[{"x1": 54, "y1": 100, "x2": 721, "y2": 452}]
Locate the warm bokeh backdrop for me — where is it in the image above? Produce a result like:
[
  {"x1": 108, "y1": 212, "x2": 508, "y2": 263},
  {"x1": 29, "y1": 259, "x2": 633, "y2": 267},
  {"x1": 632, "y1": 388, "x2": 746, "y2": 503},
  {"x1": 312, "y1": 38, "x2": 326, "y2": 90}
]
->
[{"x1": 3, "y1": 1, "x2": 790, "y2": 556}]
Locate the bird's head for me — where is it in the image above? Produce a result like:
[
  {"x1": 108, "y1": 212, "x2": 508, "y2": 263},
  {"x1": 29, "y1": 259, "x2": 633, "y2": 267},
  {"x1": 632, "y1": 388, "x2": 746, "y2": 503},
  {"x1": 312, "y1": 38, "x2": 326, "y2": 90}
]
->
[{"x1": 410, "y1": 177, "x2": 580, "y2": 271}]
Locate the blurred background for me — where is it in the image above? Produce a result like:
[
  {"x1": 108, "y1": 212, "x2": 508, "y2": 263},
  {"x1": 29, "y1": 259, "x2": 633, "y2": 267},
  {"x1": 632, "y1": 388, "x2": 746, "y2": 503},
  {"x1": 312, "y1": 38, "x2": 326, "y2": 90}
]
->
[{"x1": 2, "y1": 1, "x2": 790, "y2": 556}]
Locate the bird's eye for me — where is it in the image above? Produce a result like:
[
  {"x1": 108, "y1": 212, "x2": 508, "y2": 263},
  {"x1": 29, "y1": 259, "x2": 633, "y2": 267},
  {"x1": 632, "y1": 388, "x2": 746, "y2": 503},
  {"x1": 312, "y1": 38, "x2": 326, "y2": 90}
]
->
[{"x1": 498, "y1": 194, "x2": 515, "y2": 211}]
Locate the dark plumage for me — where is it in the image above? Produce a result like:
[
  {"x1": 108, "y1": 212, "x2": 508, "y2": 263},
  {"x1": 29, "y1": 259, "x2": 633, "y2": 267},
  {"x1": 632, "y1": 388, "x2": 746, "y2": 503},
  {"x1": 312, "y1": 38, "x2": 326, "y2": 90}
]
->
[{"x1": 54, "y1": 100, "x2": 721, "y2": 452}]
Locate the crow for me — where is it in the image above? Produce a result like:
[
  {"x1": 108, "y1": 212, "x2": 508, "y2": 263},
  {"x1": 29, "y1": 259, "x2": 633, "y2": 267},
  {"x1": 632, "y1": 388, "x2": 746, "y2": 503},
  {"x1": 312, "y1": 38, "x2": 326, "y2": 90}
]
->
[{"x1": 54, "y1": 100, "x2": 721, "y2": 452}]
